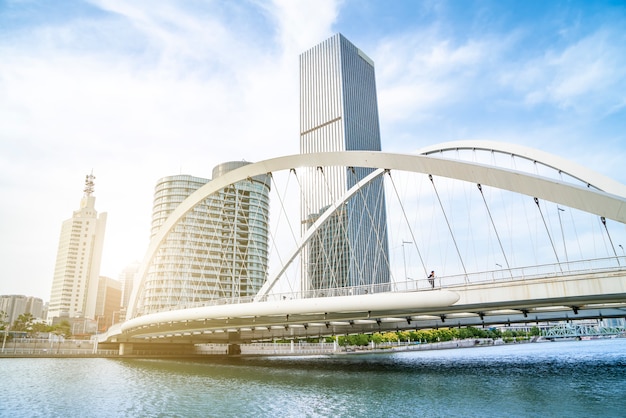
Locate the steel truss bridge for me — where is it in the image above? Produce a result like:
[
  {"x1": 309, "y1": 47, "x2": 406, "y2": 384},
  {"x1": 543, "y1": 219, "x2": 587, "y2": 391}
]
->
[
  {"x1": 99, "y1": 141, "x2": 626, "y2": 355},
  {"x1": 543, "y1": 323, "x2": 626, "y2": 339}
]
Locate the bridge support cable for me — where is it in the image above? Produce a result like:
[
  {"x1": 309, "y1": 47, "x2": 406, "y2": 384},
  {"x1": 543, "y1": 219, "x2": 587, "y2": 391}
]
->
[
  {"x1": 255, "y1": 167, "x2": 389, "y2": 301},
  {"x1": 347, "y1": 167, "x2": 393, "y2": 290},
  {"x1": 266, "y1": 170, "x2": 301, "y2": 295},
  {"x1": 533, "y1": 197, "x2": 563, "y2": 273},
  {"x1": 272, "y1": 171, "x2": 300, "y2": 248},
  {"x1": 387, "y1": 170, "x2": 428, "y2": 281},
  {"x1": 600, "y1": 216, "x2": 621, "y2": 266},
  {"x1": 346, "y1": 167, "x2": 366, "y2": 288},
  {"x1": 309, "y1": 166, "x2": 345, "y2": 291},
  {"x1": 429, "y1": 174, "x2": 468, "y2": 280},
  {"x1": 477, "y1": 184, "x2": 512, "y2": 274}
]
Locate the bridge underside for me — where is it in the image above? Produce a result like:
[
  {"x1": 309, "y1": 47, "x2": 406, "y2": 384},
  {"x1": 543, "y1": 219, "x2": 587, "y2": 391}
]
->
[{"x1": 106, "y1": 301, "x2": 626, "y2": 346}]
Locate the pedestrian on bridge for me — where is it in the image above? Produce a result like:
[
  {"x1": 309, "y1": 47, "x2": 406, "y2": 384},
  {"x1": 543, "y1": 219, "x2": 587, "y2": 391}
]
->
[{"x1": 428, "y1": 271, "x2": 435, "y2": 288}]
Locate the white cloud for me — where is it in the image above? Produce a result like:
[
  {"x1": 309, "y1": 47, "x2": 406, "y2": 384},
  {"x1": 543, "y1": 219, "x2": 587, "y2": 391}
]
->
[
  {"x1": 266, "y1": 0, "x2": 340, "y2": 57},
  {"x1": 500, "y1": 30, "x2": 626, "y2": 114},
  {"x1": 374, "y1": 29, "x2": 507, "y2": 123}
]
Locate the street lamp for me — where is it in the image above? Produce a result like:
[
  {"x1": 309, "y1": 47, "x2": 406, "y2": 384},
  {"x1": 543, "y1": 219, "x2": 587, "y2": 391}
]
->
[
  {"x1": 619, "y1": 244, "x2": 625, "y2": 257},
  {"x1": 2, "y1": 325, "x2": 9, "y2": 353},
  {"x1": 401, "y1": 240, "x2": 412, "y2": 281},
  {"x1": 93, "y1": 316, "x2": 101, "y2": 354},
  {"x1": 557, "y1": 207, "x2": 568, "y2": 263}
]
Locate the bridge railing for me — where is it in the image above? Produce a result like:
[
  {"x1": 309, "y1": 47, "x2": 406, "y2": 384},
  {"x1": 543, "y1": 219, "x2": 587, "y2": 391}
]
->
[
  {"x1": 141, "y1": 256, "x2": 625, "y2": 314},
  {"x1": 429, "y1": 256, "x2": 626, "y2": 289}
]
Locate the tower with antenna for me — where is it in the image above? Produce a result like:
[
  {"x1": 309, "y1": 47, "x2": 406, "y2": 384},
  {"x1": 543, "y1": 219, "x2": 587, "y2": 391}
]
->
[
  {"x1": 84, "y1": 172, "x2": 95, "y2": 196},
  {"x1": 48, "y1": 173, "x2": 108, "y2": 323}
]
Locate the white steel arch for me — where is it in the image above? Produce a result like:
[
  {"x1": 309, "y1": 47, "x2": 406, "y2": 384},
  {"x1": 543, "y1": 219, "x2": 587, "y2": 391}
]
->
[
  {"x1": 127, "y1": 150, "x2": 626, "y2": 318},
  {"x1": 418, "y1": 140, "x2": 626, "y2": 197}
]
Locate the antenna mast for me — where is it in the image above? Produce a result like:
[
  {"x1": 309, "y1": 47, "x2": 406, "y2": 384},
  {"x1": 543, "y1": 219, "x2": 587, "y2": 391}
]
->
[{"x1": 84, "y1": 172, "x2": 96, "y2": 196}]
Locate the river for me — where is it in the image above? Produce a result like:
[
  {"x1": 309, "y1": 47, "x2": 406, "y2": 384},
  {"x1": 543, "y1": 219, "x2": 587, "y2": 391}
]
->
[{"x1": 1, "y1": 338, "x2": 625, "y2": 417}]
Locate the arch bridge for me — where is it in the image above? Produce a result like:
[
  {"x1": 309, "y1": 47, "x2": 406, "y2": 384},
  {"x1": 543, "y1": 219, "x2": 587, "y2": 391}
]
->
[{"x1": 100, "y1": 142, "x2": 626, "y2": 355}]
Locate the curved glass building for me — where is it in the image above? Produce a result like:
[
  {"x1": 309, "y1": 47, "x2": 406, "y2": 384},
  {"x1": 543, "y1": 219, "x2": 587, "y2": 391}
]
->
[{"x1": 135, "y1": 162, "x2": 270, "y2": 315}]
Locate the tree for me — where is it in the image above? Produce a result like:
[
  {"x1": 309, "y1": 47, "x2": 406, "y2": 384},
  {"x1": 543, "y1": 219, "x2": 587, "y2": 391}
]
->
[
  {"x1": 351, "y1": 334, "x2": 370, "y2": 346},
  {"x1": 0, "y1": 311, "x2": 7, "y2": 331},
  {"x1": 370, "y1": 333, "x2": 384, "y2": 345},
  {"x1": 52, "y1": 320, "x2": 72, "y2": 339},
  {"x1": 12, "y1": 313, "x2": 35, "y2": 336},
  {"x1": 31, "y1": 322, "x2": 52, "y2": 335}
]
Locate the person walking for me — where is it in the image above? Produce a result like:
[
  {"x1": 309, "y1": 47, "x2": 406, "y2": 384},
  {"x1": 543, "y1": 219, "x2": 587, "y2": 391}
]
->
[{"x1": 427, "y1": 271, "x2": 435, "y2": 288}]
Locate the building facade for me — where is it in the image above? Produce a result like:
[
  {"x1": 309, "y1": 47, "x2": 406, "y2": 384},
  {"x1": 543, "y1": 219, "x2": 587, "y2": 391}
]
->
[
  {"x1": 299, "y1": 33, "x2": 390, "y2": 292},
  {"x1": 118, "y1": 261, "x2": 140, "y2": 322},
  {"x1": 134, "y1": 163, "x2": 270, "y2": 316},
  {"x1": 47, "y1": 174, "x2": 107, "y2": 322},
  {"x1": 0, "y1": 295, "x2": 44, "y2": 324},
  {"x1": 95, "y1": 276, "x2": 122, "y2": 331}
]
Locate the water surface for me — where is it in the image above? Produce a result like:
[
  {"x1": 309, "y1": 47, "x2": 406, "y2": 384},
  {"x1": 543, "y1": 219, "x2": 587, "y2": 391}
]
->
[{"x1": 1, "y1": 339, "x2": 624, "y2": 417}]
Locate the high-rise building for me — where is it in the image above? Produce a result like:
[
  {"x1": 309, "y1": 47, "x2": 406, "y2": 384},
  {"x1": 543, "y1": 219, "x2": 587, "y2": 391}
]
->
[
  {"x1": 119, "y1": 261, "x2": 139, "y2": 310},
  {"x1": 134, "y1": 163, "x2": 270, "y2": 316},
  {"x1": 47, "y1": 174, "x2": 107, "y2": 322},
  {"x1": 299, "y1": 33, "x2": 390, "y2": 292},
  {"x1": 95, "y1": 276, "x2": 122, "y2": 331}
]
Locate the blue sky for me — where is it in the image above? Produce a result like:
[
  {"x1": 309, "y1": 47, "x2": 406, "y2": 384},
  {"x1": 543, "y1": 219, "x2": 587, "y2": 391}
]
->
[{"x1": 1, "y1": 0, "x2": 625, "y2": 300}]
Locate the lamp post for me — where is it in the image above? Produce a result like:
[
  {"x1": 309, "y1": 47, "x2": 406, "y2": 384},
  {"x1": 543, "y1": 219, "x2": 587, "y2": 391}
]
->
[
  {"x1": 557, "y1": 207, "x2": 568, "y2": 263},
  {"x1": 2, "y1": 325, "x2": 8, "y2": 353},
  {"x1": 401, "y1": 240, "x2": 412, "y2": 281},
  {"x1": 92, "y1": 316, "x2": 100, "y2": 354},
  {"x1": 619, "y1": 244, "x2": 625, "y2": 257}
]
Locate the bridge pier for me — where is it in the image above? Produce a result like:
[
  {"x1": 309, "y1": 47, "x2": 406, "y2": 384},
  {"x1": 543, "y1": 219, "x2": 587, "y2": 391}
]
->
[
  {"x1": 227, "y1": 344, "x2": 241, "y2": 356},
  {"x1": 119, "y1": 343, "x2": 133, "y2": 356}
]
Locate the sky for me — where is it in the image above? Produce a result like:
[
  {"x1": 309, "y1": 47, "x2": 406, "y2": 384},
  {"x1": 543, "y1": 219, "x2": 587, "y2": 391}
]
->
[{"x1": 1, "y1": 0, "x2": 625, "y2": 301}]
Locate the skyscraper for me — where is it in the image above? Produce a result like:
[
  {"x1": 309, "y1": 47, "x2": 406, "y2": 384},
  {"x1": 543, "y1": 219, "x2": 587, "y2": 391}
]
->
[
  {"x1": 134, "y1": 163, "x2": 270, "y2": 316},
  {"x1": 300, "y1": 33, "x2": 390, "y2": 292},
  {"x1": 95, "y1": 276, "x2": 122, "y2": 331},
  {"x1": 47, "y1": 174, "x2": 107, "y2": 322},
  {"x1": 119, "y1": 261, "x2": 139, "y2": 312}
]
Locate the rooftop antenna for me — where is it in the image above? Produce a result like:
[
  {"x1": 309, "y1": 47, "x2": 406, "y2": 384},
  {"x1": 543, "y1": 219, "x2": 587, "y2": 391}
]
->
[{"x1": 84, "y1": 170, "x2": 95, "y2": 197}]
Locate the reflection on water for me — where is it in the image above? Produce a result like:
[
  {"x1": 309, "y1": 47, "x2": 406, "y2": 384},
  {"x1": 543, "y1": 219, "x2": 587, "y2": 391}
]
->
[{"x1": 1, "y1": 339, "x2": 625, "y2": 417}]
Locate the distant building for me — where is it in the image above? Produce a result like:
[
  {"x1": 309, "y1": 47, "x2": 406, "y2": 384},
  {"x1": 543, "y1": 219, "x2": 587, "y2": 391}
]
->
[
  {"x1": 119, "y1": 261, "x2": 140, "y2": 310},
  {"x1": 25, "y1": 296, "x2": 44, "y2": 320},
  {"x1": 299, "y1": 33, "x2": 390, "y2": 292},
  {"x1": 0, "y1": 295, "x2": 44, "y2": 324},
  {"x1": 47, "y1": 173, "x2": 107, "y2": 322},
  {"x1": 131, "y1": 163, "x2": 270, "y2": 316},
  {"x1": 0, "y1": 295, "x2": 26, "y2": 324},
  {"x1": 95, "y1": 276, "x2": 122, "y2": 331}
]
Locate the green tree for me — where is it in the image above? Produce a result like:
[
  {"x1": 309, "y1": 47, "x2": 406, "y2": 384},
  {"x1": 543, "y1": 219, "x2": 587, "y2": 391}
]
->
[
  {"x1": 0, "y1": 311, "x2": 8, "y2": 331},
  {"x1": 370, "y1": 333, "x2": 384, "y2": 345},
  {"x1": 52, "y1": 320, "x2": 72, "y2": 338},
  {"x1": 12, "y1": 313, "x2": 35, "y2": 336},
  {"x1": 350, "y1": 334, "x2": 370, "y2": 346},
  {"x1": 437, "y1": 328, "x2": 455, "y2": 342},
  {"x1": 31, "y1": 322, "x2": 52, "y2": 335}
]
